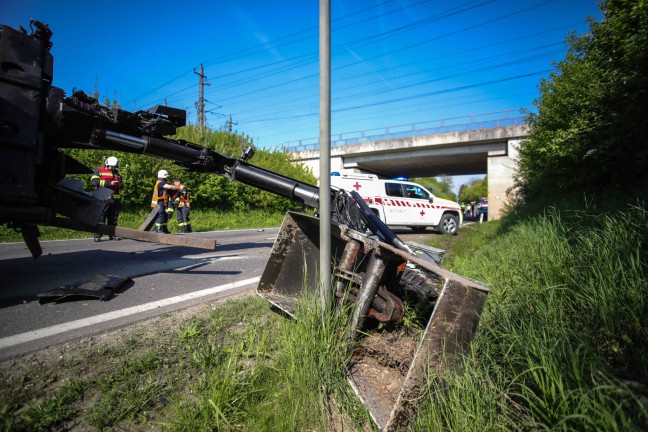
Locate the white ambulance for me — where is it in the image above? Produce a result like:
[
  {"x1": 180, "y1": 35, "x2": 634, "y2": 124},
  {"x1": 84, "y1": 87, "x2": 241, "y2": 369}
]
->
[{"x1": 330, "y1": 172, "x2": 462, "y2": 235}]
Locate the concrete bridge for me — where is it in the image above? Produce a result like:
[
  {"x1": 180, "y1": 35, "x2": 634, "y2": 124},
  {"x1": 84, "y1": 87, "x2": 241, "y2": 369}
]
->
[{"x1": 282, "y1": 109, "x2": 529, "y2": 220}]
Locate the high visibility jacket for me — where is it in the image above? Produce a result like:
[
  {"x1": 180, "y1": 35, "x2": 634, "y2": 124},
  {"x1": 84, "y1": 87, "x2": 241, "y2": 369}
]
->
[
  {"x1": 91, "y1": 167, "x2": 123, "y2": 199},
  {"x1": 177, "y1": 186, "x2": 190, "y2": 209},
  {"x1": 169, "y1": 185, "x2": 191, "y2": 209},
  {"x1": 151, "y1": 180, "x2": 169, "y2": 208}
]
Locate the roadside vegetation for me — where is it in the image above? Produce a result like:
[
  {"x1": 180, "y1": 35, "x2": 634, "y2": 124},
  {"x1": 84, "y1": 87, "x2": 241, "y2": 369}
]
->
[
  {"x1": 0, "y1": 209, "x2": 287, "y2": 243},
  {"x1": 1, "y1": 0, "x2": 647, "y2": 430},
  {"x1": 414, "y1": 204, "x2": 648, "y2": 431}
]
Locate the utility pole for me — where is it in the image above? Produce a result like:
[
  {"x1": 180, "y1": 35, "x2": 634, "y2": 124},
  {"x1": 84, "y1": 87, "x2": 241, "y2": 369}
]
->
[
  {"x1": 226, "y1": 115, "x2": 238, "y2": 134},
  {"x1": 194, "y1": 64, "x2": 211, "y2": 128},
  {"x1": 319, "y1": 0, "x2": 331, "y2": 315}
]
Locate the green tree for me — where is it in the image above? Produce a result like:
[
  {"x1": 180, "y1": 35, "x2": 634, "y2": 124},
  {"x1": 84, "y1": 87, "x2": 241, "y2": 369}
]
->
[
  {"x1": 458, "y1": 176, "x2": 487, "y2": 204},
  {"x1": 410, "y1": 177, "x2": 457, "y2": 201},
  {"x1": 517, "y1": 0, "x2": 648, "y2": 202}
]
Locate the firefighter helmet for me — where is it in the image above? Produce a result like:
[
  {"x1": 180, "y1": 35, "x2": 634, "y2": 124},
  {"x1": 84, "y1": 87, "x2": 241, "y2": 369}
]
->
[
  {"x1": 105, "y1": 156, "x2": 119, "y2": 167},
  {"x1": 157, "y1": 169, "x2": 169, "y2": 179}
]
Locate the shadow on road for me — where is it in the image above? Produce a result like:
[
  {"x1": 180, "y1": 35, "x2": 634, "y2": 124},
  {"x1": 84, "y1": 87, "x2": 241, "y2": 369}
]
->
[{"x1": 0, "y1": 243, "x2": 253, "y2": 308}]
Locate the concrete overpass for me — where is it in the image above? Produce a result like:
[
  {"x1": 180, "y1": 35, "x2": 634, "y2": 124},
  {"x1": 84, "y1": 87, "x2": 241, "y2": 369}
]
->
[{"x1": 283, "y1": 110, "x2": 529, "y2": 220}]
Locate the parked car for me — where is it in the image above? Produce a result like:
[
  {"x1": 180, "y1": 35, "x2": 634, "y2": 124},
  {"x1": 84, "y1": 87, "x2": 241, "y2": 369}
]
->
[{"x1": 478, "y1": 198, "x2": 488, "y2": 219}]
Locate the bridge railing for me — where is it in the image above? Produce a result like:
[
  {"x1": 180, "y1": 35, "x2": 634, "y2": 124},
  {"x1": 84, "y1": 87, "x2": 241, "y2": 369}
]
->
[{"x1": 273, "y1": 108, "x2": 528, "y2": 153}]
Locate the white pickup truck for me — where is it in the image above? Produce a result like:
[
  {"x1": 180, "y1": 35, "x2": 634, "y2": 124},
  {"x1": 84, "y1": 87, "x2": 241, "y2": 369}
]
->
[{"x1": 330, "y1": 172, "x2": 462, "y2": 235}]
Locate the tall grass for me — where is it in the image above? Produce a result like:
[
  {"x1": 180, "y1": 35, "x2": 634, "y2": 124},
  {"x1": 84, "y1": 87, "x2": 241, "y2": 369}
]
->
[
  {"x1": 413, "y1": 204, "x2": 648, "y2": 430},
  {"x1": 161, "y1": 289, "x2": 369, "y2": 431}
]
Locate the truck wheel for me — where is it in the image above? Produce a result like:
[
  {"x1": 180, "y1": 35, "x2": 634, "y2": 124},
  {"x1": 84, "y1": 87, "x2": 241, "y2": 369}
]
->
[
  {"x1": 439, "y1": 214, "x2": 458, "y2": 235},
  {"x1": 399, "y1": 266, "x2": 440, "y2": 302}
]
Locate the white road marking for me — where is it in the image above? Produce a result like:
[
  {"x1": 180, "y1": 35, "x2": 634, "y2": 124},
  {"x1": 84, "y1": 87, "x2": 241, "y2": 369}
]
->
[
  {"x1": 0, "y1": 276, "x2": 260, "y2": 350},
  {"x1": 180, "y1": 252, "x2": 246, "y2": 259}
]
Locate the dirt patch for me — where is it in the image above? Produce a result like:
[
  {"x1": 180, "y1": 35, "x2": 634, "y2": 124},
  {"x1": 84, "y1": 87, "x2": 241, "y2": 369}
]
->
[{"x1": 347, "y1": 326, "x2": 423, "y2": 428}]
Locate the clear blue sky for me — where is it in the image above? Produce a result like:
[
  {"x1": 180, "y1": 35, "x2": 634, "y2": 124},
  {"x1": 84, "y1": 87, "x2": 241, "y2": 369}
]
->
[{"x1": 2, "y1": 0, "x2": 602, "y2": 191}]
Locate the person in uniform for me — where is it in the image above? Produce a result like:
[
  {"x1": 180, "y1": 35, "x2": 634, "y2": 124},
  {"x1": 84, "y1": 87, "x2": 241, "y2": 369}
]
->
[
  {"x1": 150, "y1": 169, "x2": 179, "y2": 234},
  {"x1": 91, "y1": 156, "x2": 123, "y2": 241},
  {"x1": 170, "y1": 178, "x2": 192, "y2": 233}
]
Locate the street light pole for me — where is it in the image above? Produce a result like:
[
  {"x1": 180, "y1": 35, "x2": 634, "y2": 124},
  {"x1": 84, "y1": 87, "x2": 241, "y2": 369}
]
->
[{"x1": 319, "y1": 0, "x2": 331, "y2": 315}]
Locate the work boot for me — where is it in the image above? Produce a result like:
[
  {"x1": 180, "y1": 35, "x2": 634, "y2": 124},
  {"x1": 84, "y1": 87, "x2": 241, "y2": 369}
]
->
[
  {"x1": 186, "y1": 225, "x2": 192, "y2": 233},
  {"x1": 180, "y1": 226, "x2": 187, "y2": 233},
  {"x1": 108, "y1": 235, "x2": 113, "y2": 240}
]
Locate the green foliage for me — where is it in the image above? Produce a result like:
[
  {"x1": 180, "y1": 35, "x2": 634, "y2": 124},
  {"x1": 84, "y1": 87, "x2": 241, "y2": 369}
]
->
[
  {"x1": 517, "y1": 0, "x2": 648, "y2": 202},
  {"x1": 411, "y1": 175, "x2": 457, "y2": 201},
  {"x1": 458, "y1": 176, "x2": 488, "y2": 204},
  {"x1": 61, "y1": 124, "x2": 316, "y2": 213}
]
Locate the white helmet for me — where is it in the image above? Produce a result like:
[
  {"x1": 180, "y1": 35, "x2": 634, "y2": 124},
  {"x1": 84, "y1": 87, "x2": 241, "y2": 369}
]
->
[
  {"x1": 105, "y1": 156, "x2": 119, "y2": 167},
  {"x1": 157, "y1": 169, "x2": 169, "y2": 179}
]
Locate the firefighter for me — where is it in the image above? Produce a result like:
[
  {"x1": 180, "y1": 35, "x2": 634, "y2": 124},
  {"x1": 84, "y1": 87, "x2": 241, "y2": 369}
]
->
[
  {"x1": 91, "y1": 156, "x2": 123, "y2": 242},
  {"x1": 170, "y1": 178, "x2": 192, "y2": 233},
  {"x1": 150, "y1": 169, "x2": 179, "y2": 234}
]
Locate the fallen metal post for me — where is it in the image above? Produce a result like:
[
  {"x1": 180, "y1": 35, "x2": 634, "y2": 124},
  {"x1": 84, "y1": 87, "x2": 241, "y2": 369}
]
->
[{"x1": 51, "y1": 217, "x2": 217, "y2": 250}]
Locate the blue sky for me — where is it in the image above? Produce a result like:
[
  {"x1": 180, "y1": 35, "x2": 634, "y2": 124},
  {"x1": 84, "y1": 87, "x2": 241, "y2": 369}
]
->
[{"x1": 2, "y1": 0, "x2": 602, "y2": 190}]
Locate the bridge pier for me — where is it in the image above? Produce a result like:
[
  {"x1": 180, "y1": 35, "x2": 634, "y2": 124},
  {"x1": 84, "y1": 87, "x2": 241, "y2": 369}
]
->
[{"x1": 487, "y1": 138, "x2": 521, "y2": 220}]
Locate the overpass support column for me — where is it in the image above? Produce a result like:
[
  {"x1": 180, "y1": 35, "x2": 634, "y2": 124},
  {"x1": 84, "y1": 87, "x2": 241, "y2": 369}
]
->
[{"x1": 487, "y1": 138, "x2": 521, "y2": 220}]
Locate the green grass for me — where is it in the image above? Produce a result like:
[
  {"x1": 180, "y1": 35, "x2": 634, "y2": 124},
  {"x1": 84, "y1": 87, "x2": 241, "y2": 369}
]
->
[
  {"x1": 412, "y1": 204, "x2": 648, "y2": 431},
  {"x1": 0, "y1": 294, "x2": 370, "y2": 431},
  {"x1": 0, "y1": 208, "x2": 287, "y2": 243}
]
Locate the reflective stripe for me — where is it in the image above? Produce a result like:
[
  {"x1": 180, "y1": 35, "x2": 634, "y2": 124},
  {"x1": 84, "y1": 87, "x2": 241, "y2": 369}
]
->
[{"x1": 93, "y1": 167, "x2": 122, "y2": 198}]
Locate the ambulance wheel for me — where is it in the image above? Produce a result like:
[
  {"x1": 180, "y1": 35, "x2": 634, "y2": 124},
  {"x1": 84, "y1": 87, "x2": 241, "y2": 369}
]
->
[{"x1": 438, "y1": 214, "x2": 459, "y2": 235}]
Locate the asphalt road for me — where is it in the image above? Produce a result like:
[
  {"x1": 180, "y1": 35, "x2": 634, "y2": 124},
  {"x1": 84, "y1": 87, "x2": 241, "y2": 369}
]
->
[
  {"x1": 0, "y1": 228, "x2": 279, "y2": 360},
  {"x1": 0, "y1": 224, "x2": 447, "y2": 361}
]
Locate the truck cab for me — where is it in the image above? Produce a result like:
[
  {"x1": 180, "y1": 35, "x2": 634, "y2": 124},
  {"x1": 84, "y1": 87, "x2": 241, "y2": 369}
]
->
[{"x1": 329, "y1": 172, "x2": 462, "y2": 235}]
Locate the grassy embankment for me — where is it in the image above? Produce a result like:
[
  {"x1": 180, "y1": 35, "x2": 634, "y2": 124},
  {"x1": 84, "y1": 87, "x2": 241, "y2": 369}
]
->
[{"x1": 1, "y1": 204, "x2": 647, "y2": 430}]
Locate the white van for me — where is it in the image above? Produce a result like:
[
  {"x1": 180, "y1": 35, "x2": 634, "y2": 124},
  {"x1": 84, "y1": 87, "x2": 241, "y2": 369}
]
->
[{"x1": 329, "y1": 172, "x2": 462, "y2": 235}]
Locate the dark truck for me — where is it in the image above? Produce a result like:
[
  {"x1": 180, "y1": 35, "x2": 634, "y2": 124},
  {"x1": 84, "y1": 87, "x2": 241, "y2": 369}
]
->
[{"x1": 0, "y1": 20, "x2": 489, "y2": 431}]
